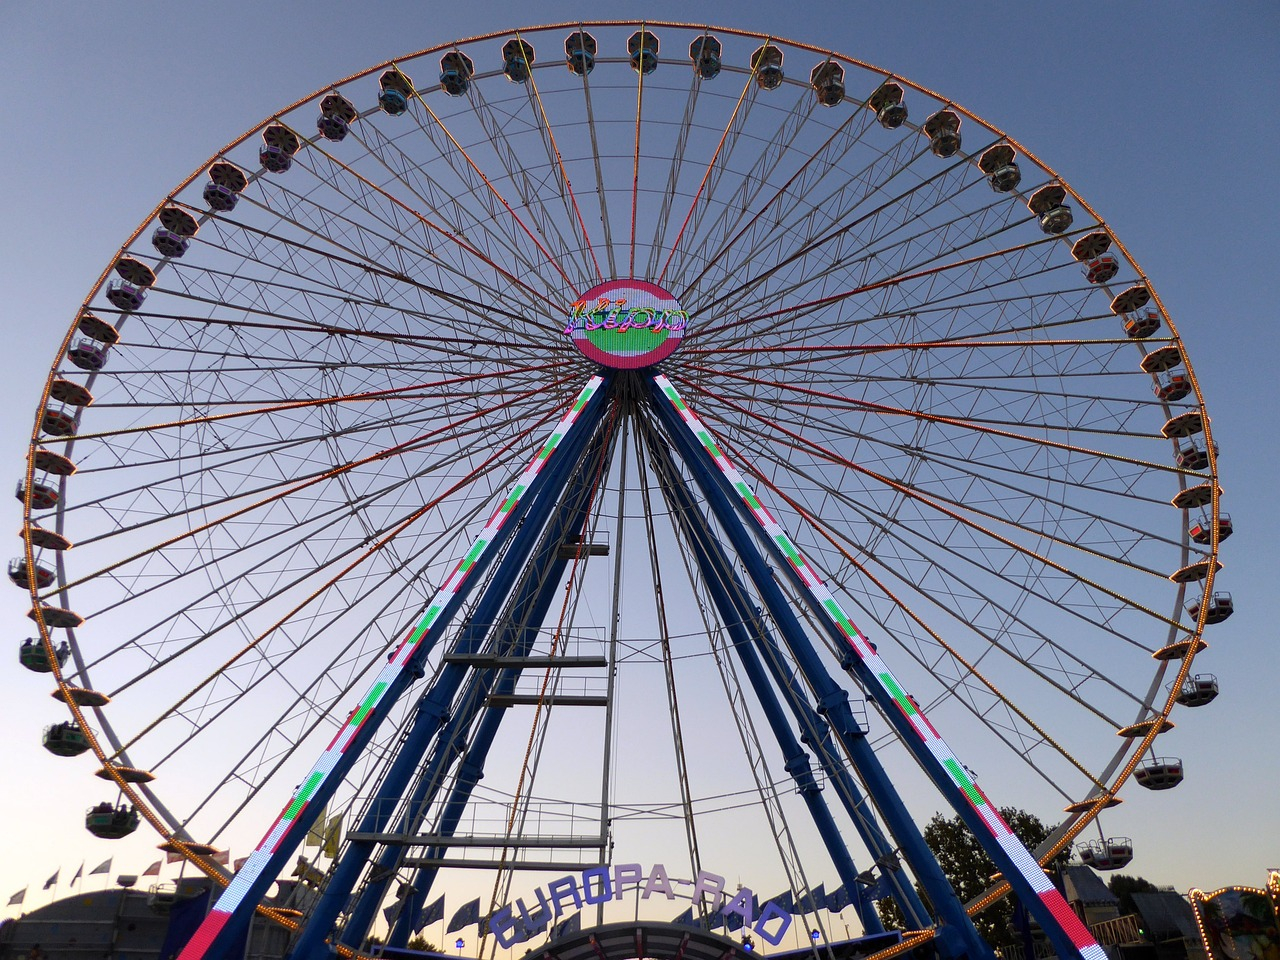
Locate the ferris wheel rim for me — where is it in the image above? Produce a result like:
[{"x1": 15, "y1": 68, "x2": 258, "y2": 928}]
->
[{"x1": 17, "y1": 20, "x2": 1222, "y2": 954}]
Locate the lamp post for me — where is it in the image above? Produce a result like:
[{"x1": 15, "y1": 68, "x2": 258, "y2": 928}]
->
[{"x1": 456, "y1": 938, "x2": 465, "y2": 957}]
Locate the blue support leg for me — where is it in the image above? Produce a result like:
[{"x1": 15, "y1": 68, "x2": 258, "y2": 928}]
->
[
  {"x1": 285, "y1": 387, "x2": 613, "y2": 960},
  {"x1": 650, "y1": 376, "x2": 1103, "y2": 960},
  {"x1": 350, "y1": 433, "x2": 611, "y2": 949},
  {"x1": 650, "y1": 435, "x2": 919, "y2": 934},
  {"x1": 649, "y1": 384, "x2": 993, "y2": 960}
]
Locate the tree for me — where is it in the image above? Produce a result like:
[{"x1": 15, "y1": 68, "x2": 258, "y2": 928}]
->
[
  {"x1": 1107, "y1": 874, "x2": 1159, "y2": 916},
  {"x1": 407, "y1": 936, "x2": 438, "y2": 953},
  {"x1": 878, "y1": 807, "x2": 1070, "y2": 946}
]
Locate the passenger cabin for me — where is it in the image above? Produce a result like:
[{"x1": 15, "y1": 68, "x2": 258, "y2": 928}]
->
[
  {"x1": 565, "y1": 31, "x2": 597, "y2": 76},
  {"x1": 44, "y1": 380, "x2": 93, "y2": 438},
  {"x1": 317, "y1": 93, "x2": 357, "y2": 142},
  {"x1": 96, "y1": 764, "x2": 156, "y2": 784},
  {"x1": 43, "y1": 721, "x2": 91, "y2": 757},
  {"x1": 68, "y1": 340, "x2": 108, "y2": 371},
  {"x1": 978, "y1": 144, "x2": 1020, "y2": 192},
  {"x1": 1124, "y1": 308, "x2": 1161, "y2": 339},
  {"x1": 1071, "y1": 231, "x2": 1112, "y2": 262},
  {"x1": 78, "y1": 312, "x2": 120, "y2": 345},
  {"x1": 9, "y1": 558, "x2": 54, "y2": 590},
  {"x1": 378, "y1": 69, "x2": 414, "y2": 115},
  {"x1": 158, "y1": 840, "x2": 219, "y2": 858},
  {"x1": 810, "y1": 61, "x2": 845, "y2": 106},
  {"x1": 1174, "y1": 439, "x2": 1217, "y2": 472},
  {"x1": 1174, "y1": 674, "x2": 1219, "y2": 707},
  {"x1": 204, "y1": 161, "x2": 246, "y2": 211},
  {"x1": 1169, "y1": 558, "x2": 1219, "y2": 584},
  {"x1": 628, "y1": 30, "x2": 659, "y2": 75},
  {"x1": 260, "y1": 124, "x2": 301, "y2": 174},
  {"x1": 50, "y1": 378, "x2": 92, "y2": 404},
  {"x1": 16, "y1": 479, "x2": 59, "y2": 510},
  {"x1": 503, "y1": 39, "x2": 535, "y2": 83},
  {"x1": 155, "y1": 207, "x2": 198, "y2": 257},
  {"x1": 1028, "y1": 184, "x2": 1072, "y2": 234},
  {"x1": 1111, "y1": 284, "x2": 1152, "y2": 315},
  {"x1": 19, "y1": 637, "x2": 68, "y2": 673},
  {"x1": 867, "y1": 81, "x2": 907, "y2": 128},
  {"x1": 41, "y1": 406, "x2": 76, "y2": 437},
  {"x1": 1188, "y1": 512, "x2": 1231, "y2": 543},
  {"x1": 1186, "y1": 591, "x2": 1232, "y2": 624},
  {"x1": 1141, "y1": 345, "x2": 1182, "y2": 373},
  {"x1": 1134, "y1": 757, "x2": 1183, "y2": 791},
  {"x1": 750, "y1": 45, "x2": 784, "y2": 90},
  {"x1": 105, "y1": 279, "x2": 146, "y2": 312},
  {"x1": 1078, "y1": 838, "x2": 1134, "y2": 871},
  {"x1": 86, "y1": 802, "x2": 140, "y2": 839},
  {"x1": 922, "y1": 109, "x2": 961, "y2": 158},
  {"x1": 30, "y1": 603, "x2": 84, "y2": 629},
  {"x1": 33, "y1": 449, "x2": 75, "y2": 476},
  {"x1": 27, "y1": 525, "x2": 73, "y2": 551},
  {"x1": 1161, "y1": 411, "x2": 1202, "y2": 439},
  {"x1": 439, "y1": 51, "x2": 475, "y2": 96},
  {"x1": 53, "y1": 685, "x2": 110, "y2": 707},
  {"x1": 689, "y1": 35, "x2": 722, "y2": 80},
  {"x1": 152, "y1": 226, "x2": 189, "y2": 258},
  {"x1": 1082, "y1": 255, "x2": 1118, "y2": 284},
  {"x1": 1154, "y1": 372, "x2": 1191, "y2": 402},
  {"x1": 1170, "y1": 482, "x2": 1218, "y2": 510}
]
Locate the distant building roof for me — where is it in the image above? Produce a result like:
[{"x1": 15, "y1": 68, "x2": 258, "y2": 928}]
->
[
  {"x1": 1131, "y1": 892, "x2": 1199, "y2": 941},
  {"x1": 1063, "y1": 866, "x2": 1120, "y2": 907}
]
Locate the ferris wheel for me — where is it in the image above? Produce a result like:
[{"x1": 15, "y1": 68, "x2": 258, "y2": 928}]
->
[{"x1": 17, "y1": 20, "x2": 1229, "y2": 960}]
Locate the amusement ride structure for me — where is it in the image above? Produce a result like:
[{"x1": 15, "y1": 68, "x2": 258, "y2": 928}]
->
[{"x1": 16, "y1": 21, "x2": 1230, "y2": 960}]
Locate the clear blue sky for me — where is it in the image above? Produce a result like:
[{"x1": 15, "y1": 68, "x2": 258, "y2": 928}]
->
[{"x1": 2, "y1": 0, "x2": 1276, "y2": 921}]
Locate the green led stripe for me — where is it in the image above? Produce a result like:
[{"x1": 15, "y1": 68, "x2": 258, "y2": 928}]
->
[
  {"x1": 540, "y1": 433, "x2": 565, "y2": 459},
  {"x1": 737, "y1": 484, "x2": 763, "y2": 512},
  {"x1": 572, "y1": 392, "x2": 590, "y2": 412},
  {"x1": 500, "y1": 485, "x2": 527, "y2": 513},
  {"x1": 944, "y1": 758, "x2": 984, "y2": 805},
  {"x1": 879, "y1": 672, "x2": 911, "y2": 709},
  {"x1": 774, "y1": 534, "x2": 804, "y2": 567},
  {"x1": 349, "y1": 681, "x2": 389, "y2": 727},
  {"x1": 460, "y1": 539, "x2": 488, "y2": 572},
  {"x1": 284, "y1": 771, "x2": 325, "y2": 820},
  {"x1": 410, "y1": 606, "x2": 443, "y2": 643},
  {"x1": 695, "y1": 430, "x2": 722, "y2": 458},
  {"x1": 822, "y1": 598, "x2": 857, "y2": 637}
]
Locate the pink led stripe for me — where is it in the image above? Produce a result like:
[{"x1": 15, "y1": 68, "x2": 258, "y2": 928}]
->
[
  {"x1": 653, "y1": 374, "x2": 1106, "y2": 960},
  {"x1": 178, "y1": 376, "x2": 605, "y2": 960}
]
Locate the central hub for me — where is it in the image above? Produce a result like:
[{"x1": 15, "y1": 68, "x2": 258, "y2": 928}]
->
[{"x1": 564, "y1": 279, "x2": 687, "y2": 370}]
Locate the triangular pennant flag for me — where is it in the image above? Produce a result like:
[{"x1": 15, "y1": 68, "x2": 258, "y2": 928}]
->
[
  {"x1": 43, "y1": 870, "x2": 59, "y2": 890},
  {"x1": 90, "y1": 858, "x2": 112, "y2": 876},
  {"x1": 671, "y1": 906, "x2": 694, "y2": 927},
  {"x1": 71, "y1": 863, "x2": 83, "y2": 885},
  {"x1": 143, "y1": 861, "x2": 162, "y2": 877}
]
